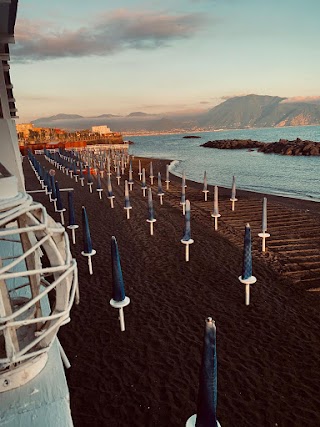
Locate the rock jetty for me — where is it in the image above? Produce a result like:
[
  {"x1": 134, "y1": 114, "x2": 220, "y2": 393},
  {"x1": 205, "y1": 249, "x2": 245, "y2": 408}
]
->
[
  {"x1": 201, "y1": 139, "x2": 264, "y2": 149},
  {"x1": 201, "y1": 138, "x2": 320, "y2": 156}
]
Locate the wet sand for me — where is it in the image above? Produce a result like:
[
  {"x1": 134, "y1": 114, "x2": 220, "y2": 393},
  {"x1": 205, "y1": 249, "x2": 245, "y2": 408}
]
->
[{"x1": 23, "y1": 155, "x2": 320, "y2": 427}]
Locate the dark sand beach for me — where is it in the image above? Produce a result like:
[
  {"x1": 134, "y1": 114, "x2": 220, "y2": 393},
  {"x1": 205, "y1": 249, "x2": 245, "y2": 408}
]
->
[{"x1": 23, "y1": 155, "x2": 320, "y2": 427}]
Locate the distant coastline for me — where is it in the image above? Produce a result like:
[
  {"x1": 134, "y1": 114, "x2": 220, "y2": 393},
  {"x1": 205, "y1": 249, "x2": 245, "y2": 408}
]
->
[{"x1": 123, "y1": 124, "x2": 320, "y2": 138}]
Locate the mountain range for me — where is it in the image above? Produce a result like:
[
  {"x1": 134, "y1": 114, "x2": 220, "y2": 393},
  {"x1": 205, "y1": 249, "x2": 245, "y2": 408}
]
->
[{"x1": 31, "y1": 94, "x2": 320, "y2": 133}]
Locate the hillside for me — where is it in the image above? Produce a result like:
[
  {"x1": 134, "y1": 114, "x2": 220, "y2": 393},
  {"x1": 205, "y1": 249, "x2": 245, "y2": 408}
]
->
[{"x1": 31, "y1": 95, "x2": 320, "y2": 132}]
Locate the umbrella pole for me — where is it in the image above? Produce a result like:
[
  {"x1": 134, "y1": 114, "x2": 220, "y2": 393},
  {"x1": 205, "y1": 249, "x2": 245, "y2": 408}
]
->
[
  {"x1": 110, "y1": 297, "x2": 131, "y2": 332},
  {"x1": 82, "y1": 249, "x2": 96, "y2": 275},
  {"x1": 150, "y1": 176, "x2": 154, "y2": 185},
  {"x1": 258, "y1": 232, "x2": 270, "y2": 252},
  {"x1": 186, "y1": 243, "x2": 189, "y2": 262},
  {"x1": 80, "y1": 177, "x2": 84, "y2": 186},
  {"x1": 238, "y1": 275, "x2": 257, "y2": 306},
  {"x1": 181, "y1": 239, "x2": 194, "y2": 262},
  {"x1": 72, "y1": 228, "x2": 76, "y2": 244},
  {"x1": 57, "y1": 209, "x2": 66, "y2": 225},
  {"x1": 160, "y1": 194, "x2": 163, "y2": 205},
  {"x1": 143, "y1": 188, "x2": 146, "y2": 197},
  {"x1": 150, "y1": 221, "x2": 154, "y2": 235},
  {"x1": 119, "y1": 307, "x2": 125, "y2": 331},
  {"x1": 230, "y1": 198, "x2": 238, "y2": 211},
  {"x1": 165, "y1": 180, "x2": 170, "y2": 190},
  {"x1": 88, "y1": 183, "x2": 93, "y2": 193}
]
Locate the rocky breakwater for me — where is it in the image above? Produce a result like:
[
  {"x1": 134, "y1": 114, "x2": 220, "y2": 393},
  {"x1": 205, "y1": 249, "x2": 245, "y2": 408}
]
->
[
  {"x1": 201, "y1": 139, "x2": 264, "y2": 149},
  {"x1": 201, "y1": 138, "x2": 320, "y2": 156},
  {"x1": 258, "y1": 138, "x2": 320, "y2": 156}
]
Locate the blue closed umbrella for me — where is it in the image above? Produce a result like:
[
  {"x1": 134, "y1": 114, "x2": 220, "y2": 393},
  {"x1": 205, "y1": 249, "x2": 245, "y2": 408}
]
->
[
  {"x1": 195, "y1": 317, "x2": 218, "y2": 427},
  {"x1": 111, "y1": 236, "x2": 126, "y2": 302},
  {"x1": 68, "y1": 191, "x2": 76, "y2": 226},
  {"x1": 82, "y1": 206, "x2": 93, "y2": 254},
  {"x1": 55, "y1": 181, "x2": 63, "y2": 211},
  {"x1": 182, "y1": 200, "x2": 192, "y2": 241},
  {"x1": 87, "y1": 166, "x2": 93, "y2": 183},
  {"x1": 241, "y1": 223, "x2": 252, "y2": 280}
]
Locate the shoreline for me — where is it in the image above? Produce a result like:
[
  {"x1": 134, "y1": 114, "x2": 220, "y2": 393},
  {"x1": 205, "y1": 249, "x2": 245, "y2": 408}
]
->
[
  {"x1": 145, "y1": 156, "x2": 320, "y2": 214},
  {"x1": 123, "y1": 124, "x2": 320, "y2": 138},
  {"x1": 23, "y1": 154, "x2": 320, "y2": 427}
]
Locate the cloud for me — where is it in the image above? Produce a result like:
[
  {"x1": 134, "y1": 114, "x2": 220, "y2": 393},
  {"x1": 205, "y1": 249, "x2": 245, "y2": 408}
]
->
[
  {"x1": 281, "y1": 96, "x2": 320, "y2": 105},
  {"x1": 12, "y1": 9, "x2": 206, "y2": 61}
]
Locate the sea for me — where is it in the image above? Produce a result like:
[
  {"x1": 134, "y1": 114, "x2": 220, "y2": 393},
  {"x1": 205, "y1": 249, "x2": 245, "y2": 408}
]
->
[{"x1": 128, "y1": 125, "x2": 320, "y2": 203}]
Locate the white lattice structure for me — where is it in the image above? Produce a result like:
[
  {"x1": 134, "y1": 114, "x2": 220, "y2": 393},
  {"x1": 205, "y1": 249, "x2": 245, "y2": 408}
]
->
[
  {"x1": 0, "y1": 191, "x2": 78, "y2": 391},
  {"x1": 0, "y1": 0, "x2": 78, "y2": 398}
]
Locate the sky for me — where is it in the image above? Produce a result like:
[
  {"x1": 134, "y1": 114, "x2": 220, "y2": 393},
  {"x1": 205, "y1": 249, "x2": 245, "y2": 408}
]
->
[{"x1": 10, "y1": 0, "x2": 320, "y2": 123}]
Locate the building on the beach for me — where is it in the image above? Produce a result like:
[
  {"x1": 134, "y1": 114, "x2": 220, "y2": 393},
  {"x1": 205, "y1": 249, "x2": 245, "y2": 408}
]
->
[{"x1": 92, "y1": 125, "x2": 111, "y2": 135}]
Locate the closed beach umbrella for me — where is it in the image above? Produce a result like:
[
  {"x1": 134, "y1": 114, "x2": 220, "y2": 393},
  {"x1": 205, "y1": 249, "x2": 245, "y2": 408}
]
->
[
  {"x1": 239, "y1": 223, "x2": 257, "y2": 305},
  {"x1": 128, "y1": 162, "x2": 134, "y2": 190},
  {"x1": 116, "y1": 163, "x2": 121, "y2": 185},
  {"x1": 213, "y1": 186, "x2": 219, "y2": 216},
  {"x1": 97, "y1": 173, "x2": 102, "y2": 190},
  {"x1": 181, "y1": 180, "x2": 186, "y2": 214},
  {"x1": 195, "y1": 317, "x2": 219, "y2": 427},
  {"x1": 211, "y1": 186, "x2": 221, "y2": 230},
  {"x1": 55, "y1": 181, "x2": 63, "y2": 211},
  {"x1": 50, "y1": 175, "x2": 56, "y2": 200},
  {"x1": 110, "y1": 236, "x2": 131, "y2": 331},
  {"x1": 55, "y1": 181, "x2": 66, "y2": 225},
  {"x1": 165, "y1": 164, "x2": 170, "y2": 189},
  {"x1": 182, "y1": 200, "x2": 192, "y2": 242},
  {"x1": 124, "y1": 180, "x2": 132, "y2": 219},
  {"x1": 111, "y1": 236, "x2": 126, "y2": 302},
  {"x1": 149, "y1": 161, "x2": 154, "y2": 184},
  {"x1": 138, "y1": 159, "x2": 142, "y2": 179},
  {"x1": 147, "y1": 188, "x2": 156, "y2": 235},
  {"x1": 148, "y1": 188, "x2": 155, "y2": 221},
  {"x1": 230, "y1": 176, "x2": 237, "y2": 211},
  {"x1": 231, "y1": 176, "x2": 236, "y2": 200},
  {"x1": 96, "y1": 173, "x2": 103, "y2": 199},
  {"x1": 82, "y1": 206, "x2": 93, "y2": 254},
  {"x1": 141, "y1": 168, "x2": 147, "y2": 196},
  {"x1": 157, "y1": 172, "x2": 164, "y2": 204},
  {"x1": 68, "y1": 191, "x2": 76, "y2": 226},
  {"x1": 67, "y1": 191, "x2": 78, "y2": 244},
  {"x1": 181, "y1": 200, "x2": 194, "y2": 262},
  {"x1": 203, "y1": 171, "x2": 209, "y2": 201},
  {"x1": 262, "y1": 197, "x2": 267, "y2": 233},
  {"x1": 124, "y1": 180, "x2": 131, "y2": 209},
  {"x1": 87, "y1": 166, "x2": 93, "y2": 183},
  {"x1": 241, "y1": 223, "x2": 252, "y2": 280},
  {"x1": 182, "y1": 170, "x2": 187, "y2": 188},
  {"x1": 107, "y1": 174, "x2": 113, "y2": 197}
]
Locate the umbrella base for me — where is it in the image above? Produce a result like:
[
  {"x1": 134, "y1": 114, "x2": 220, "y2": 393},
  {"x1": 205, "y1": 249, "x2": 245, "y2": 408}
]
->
[
  {"x1": 110, "y1": 296, "x2": 130, "y2": 309},
  {"x1": 238, "y1": 275, "x2": 257, "y2": 285},
  {"x1": 186, "y1": 414, "x2": 221, "y2": 427}
]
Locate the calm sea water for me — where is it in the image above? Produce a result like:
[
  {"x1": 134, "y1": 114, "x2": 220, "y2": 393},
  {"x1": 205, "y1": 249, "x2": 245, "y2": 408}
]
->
[{"x1": 128, "y1": 126, "x2": 320, "y2": 202}]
